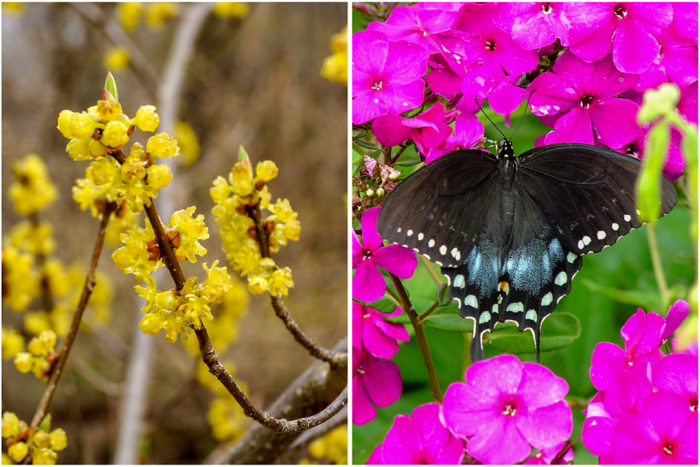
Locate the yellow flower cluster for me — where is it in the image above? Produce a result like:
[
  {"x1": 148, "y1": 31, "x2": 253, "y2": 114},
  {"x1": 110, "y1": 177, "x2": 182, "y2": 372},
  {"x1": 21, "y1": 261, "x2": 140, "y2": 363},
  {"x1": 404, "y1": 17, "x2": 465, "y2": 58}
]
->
[
  {"x1": 308, "y1": 425, "x2": 348, "y2": 464},
  {"x1": 213, "y1": 2, "x2": 250, "y2": 19},
  {"x1": 58, "y1": 99, "x2": 178, "y2": 216},
  {"x1": 321, "y1": 26, "x2": 348, "y2": 85},
  {"x1": 1, "y1": 412, "x2": 67, "y2": 465},
  {"x1": 1, "y1": 246, "x2": 39, "y2": 312},
  {"x1": 8, "y1": 154, "x2": 57, "y2": 215},
  {"x1": 2, "y1": 328, "x2": 25, "y2": 359},
  {"x1": 13, "y1": 330, "x2": 57, "y2": 380},
  {"x1": 207, "y1": 396, "x2": 249, "y2": 442},
  {"x1": 211, "y1": 155, "x2": 300, "y2": 296},
  {"x1": 116, "y1": 2, "x2": 179, "y2": 32}
]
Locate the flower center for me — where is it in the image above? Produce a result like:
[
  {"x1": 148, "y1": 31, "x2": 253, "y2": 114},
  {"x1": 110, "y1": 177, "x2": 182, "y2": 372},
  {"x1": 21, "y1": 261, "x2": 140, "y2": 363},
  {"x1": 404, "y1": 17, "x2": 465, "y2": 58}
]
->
[
  {"x1": 614, "y1": 4, "x2": 628, "y2": 19},
  {"x1": 502, "y1": 403, "x2": 517, "y2": 416},
  {"x1": 371, "y1": 80, "x2": 383, "y2": 91},
  {"x1": 356, "y1": 363, "x2": 366, "y2": 375},
  {"x1": 580, "y1": 94, "x2": 594, "y2": 109},
  {"x1": 690, "y1": 397, "x2": 698, "y2": 411},
  {"x1": 361, "y1": 248, "x2": 373, "y2": 261},
  {"x1": 663, "y1": 442, "x2": 674, "y2": 456},
  {"x1": 541, "y1": 3, "x2": 552, "y2": 14},
  {"x1": 484, "y1": 38, "x2": 496, "y2": 51}
]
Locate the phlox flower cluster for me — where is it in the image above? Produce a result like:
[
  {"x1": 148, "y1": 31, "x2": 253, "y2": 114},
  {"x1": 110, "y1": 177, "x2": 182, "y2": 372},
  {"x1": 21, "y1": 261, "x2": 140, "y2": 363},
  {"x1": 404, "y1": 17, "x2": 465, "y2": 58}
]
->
[
  {"x1": 353, "y1": 2, "x2": 697, "y2": 179},
  {"x1": 1, "y1": 412, "x2": 67, "y2": 465},
  {"x1": 58, "y1": 97, "x2": 177, "y2": 216},
  {"x1": 210, "y1": 156, "x2": 299, "y2": 297},
  {"x1": 351, "y1": 206, "x2": 415, "y2": 425},
  {"x1": 367, "y1": 354, "x2": 573, "y2": 465},
  {"x1": 582, "y1": 301, "x2": 698, "y2": 464}
]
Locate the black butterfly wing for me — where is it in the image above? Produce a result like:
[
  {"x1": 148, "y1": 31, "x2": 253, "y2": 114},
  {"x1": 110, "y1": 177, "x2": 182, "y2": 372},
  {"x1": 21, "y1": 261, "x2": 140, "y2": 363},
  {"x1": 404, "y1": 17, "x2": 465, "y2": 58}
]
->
[
  {"x1": 377, "y1": 149, "x2": 502, "y2": 267},
  {"x1": 517, "y1": 144, "x2": 677, "y2": 255}
]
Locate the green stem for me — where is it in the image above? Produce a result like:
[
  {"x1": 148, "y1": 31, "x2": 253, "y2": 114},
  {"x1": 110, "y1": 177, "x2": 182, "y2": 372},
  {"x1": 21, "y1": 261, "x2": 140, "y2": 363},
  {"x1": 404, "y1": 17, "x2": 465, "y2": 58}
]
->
[
  {"x1": 419, "y1": 254, "x2": 443, "y2": 285},
  {"x1": 389, "y1": 274, "x2": 442, "y2": 402},
  {"x1": 417, "y1": 300, "x2": 439, "y2": 323},
  {"x1": 647, "y1": 224, "x2": 670, "y2": 307}
]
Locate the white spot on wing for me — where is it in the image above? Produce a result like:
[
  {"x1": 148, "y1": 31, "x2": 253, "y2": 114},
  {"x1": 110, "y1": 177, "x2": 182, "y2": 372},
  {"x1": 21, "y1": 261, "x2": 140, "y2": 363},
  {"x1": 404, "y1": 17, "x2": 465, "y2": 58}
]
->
[
  {"x1": 465, "y1": 294, "x2": 478, "y2": 308},
  {"x1": 439, "y1": 245, "x2": 447, "y2": 256},
  {"x1": 541, "y1": 292, "x2": 553, "y2": 306}
]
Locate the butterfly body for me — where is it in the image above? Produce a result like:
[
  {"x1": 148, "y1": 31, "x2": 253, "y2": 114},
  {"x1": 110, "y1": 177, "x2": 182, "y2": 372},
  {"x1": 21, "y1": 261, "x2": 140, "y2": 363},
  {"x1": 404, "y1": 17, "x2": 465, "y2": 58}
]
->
[{"x1": 377, "y1": 141, "x2": 677, "y2": 361}]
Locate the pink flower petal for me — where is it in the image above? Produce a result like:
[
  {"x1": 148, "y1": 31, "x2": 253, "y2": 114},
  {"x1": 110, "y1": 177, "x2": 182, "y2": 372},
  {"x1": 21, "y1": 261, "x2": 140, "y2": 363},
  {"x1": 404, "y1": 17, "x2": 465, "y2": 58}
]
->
[
  {"x1": 379, "y1": 414, "x2": 423, "y2": 463},
  {"x1": 568, "y1": 7, "x2": 617, "y2": 63},
  {"x1": 652, "y1": 353, "x2": 698, "y2": 410},
  {"x1": 352, "y1": 89, "x2": 388, "y2": 125},
  {"x1": 381, "y1": 79, "x2": 426, "y2": 116},
  {"x1": 353, "y1": 375, "x2": 377, "y2": 425},
  {"x1": 373, "y1": 244, "x2": 417, "y2": 279},
  {"x1": 372, "y1": 114, "x2": 412, "y2": 148},
  {"x1": 589, "y1": 98, "x2": 639, "y2": 148},
  {"x1": 528, "y1": 72, "x2": 577, "y2": 117},
  {"x1": 353, "y1": 260, "x2": 386, "y2": 302},
  {"x1": 468, "y1": 416, "x2": 531, "y2": 464},
  {"x1": 517, "y1": 400, "x2": 572, "y2": 449},
  {"x1": 360, "y1": 206, "x2": 383, "y2": 250},
  {"x1": 364, "y1": 358, "x2": 402, "y2": 408},
  {"x1": 590, "y1": 342, "x2": 626, "y2": 391},
  {"x1": 662, "y1": 300, "x2": 691, "y2": 340},
  {"x1": 544, "y1": 106, "x2": 594, "y2": 145},
  {"x1": 613, "y1": 19, "x2": 660, "y2": 74},
  {"x1": 489, "y1": 78, "x2": 526, "y2": 116},
  {"x1": 582, "y1": 416, "x2": 617, "y2": 459},
  {"x1": 364, "y1": 318, "x2": 401, "y2": 359},
  {"x1": 518, "y1": 362, "x2": 569, "y2": 409}
]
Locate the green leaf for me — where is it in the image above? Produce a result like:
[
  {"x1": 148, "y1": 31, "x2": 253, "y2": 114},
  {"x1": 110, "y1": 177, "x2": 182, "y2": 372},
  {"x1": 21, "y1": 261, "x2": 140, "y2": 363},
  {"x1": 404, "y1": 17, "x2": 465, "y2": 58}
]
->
[
  {"x1": 104, "y1": 71, "x2": 119, "y2": 102},
  {"x1": 364, "y1": 297, "x2": 399, "y2": 314},
  {"x1": 436, "y1": 283, "x2": 452, "y2": 306},
  {"x1": 580, "y1": 279, "x2": 663, "y2": 310},
  {"x1": 39, "y1": 414, "x2": 52, "y2": 432},
  {"x1": 237, "y1": 145, "x2": 250, "y2": 162},
  {"x1": 486, "y1": 312, "x2": 581, "y2": 354},
  {"x1": 424, "y1": 313, "x2": 474, "y2": 333}
]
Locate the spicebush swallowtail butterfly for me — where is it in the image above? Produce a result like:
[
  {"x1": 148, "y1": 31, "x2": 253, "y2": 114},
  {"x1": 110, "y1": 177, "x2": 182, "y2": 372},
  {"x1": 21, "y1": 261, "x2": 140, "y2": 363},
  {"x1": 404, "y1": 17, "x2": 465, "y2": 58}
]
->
[{"x1": 377, "y1": 139, "x2": 677, "y2": 361}]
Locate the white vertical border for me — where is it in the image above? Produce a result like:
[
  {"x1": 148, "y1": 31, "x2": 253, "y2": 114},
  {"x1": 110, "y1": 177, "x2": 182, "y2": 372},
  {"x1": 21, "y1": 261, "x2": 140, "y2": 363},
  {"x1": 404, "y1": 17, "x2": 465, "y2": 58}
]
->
[{"x1": 346, "y1": 0, "x2": 354, "y2": 462}]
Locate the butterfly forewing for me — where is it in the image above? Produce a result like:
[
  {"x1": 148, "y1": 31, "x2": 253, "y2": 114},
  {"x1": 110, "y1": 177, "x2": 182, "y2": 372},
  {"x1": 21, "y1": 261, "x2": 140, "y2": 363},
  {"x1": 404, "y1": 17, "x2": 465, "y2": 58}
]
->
[
  {"x1": 377, "y1": 149, "x2": 500, "y2": 267},
  {"x1": 518, "y1": 144, "x2": 677, "y2": 255}
]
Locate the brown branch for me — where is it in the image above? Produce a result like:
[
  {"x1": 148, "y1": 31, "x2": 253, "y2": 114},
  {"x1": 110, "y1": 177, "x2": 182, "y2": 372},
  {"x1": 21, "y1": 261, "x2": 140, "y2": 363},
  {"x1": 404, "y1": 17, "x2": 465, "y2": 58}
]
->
[
  {"x1": 110, "y1": 153, "x2": 346, "y2": 433},
  {"x1": 29, "y1": 203, "x2": 115, "y2": 429},
  {"x1": 246, "y1": 201, "x2": 346, "y2": 367}
]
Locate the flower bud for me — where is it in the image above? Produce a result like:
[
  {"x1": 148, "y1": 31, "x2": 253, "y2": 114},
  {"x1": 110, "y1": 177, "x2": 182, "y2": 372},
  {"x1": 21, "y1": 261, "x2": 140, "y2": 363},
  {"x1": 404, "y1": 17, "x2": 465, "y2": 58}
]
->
[
  {"x1": 255, "y1": 161, "x2": 279, "y2": 182},
  {"x1": 7, "y1": 441, "x2": 28, "y2": 462},
  {"x1": 134, "y1": 105, "x2": 160, "y2": 132}
]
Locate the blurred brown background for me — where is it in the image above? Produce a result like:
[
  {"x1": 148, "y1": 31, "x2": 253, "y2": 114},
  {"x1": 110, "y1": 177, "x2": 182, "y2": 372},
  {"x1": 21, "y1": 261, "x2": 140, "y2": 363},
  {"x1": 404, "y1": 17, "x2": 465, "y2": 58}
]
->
[{"x1": 2, "y1": 2, "x2": 347, "y2": 463}]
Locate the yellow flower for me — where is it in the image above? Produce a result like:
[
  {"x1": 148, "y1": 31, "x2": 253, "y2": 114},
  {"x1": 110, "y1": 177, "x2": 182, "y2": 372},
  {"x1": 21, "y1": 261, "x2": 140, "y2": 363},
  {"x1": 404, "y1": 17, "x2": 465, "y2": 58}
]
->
[
  {"x1": 27, "y1": 331, "x2": 56, "y2": 357},
  {"x1": 14, "y1": 352, "x2": 33, "y2": 373},
  {"x1": 169, "y1": 206, "x2": 209, "y2": 263},
  {"x1": 247, "y1": 275, "x2": 268, "y2": 295},
  {"x1": 269, "y1": 267, "x2": 294, "y2": 297},
  {"x1": 2, "y1": 412, "x2": 21, "y2": 438},
  {"x1": 321, "y1": 26, "x2": 347, "y2": 84},
  {"x1": 145, "y1": 2, "x2": 178, "y2": 29},
  {"x1": 7, "y1": 442, "x2": 28, "y2": 463},
  {"x1": 101, "y1": 120, "x2": 130, "y2": 148},
  {"x1": 174, "y1": 121, "x2": 200, "y2": 165},
  {"x1": 134, "y1": 105, "x2": 160, "y2": 132},
  {"x1": 210, "y1": 176, "x2": 231, "y2": 204},
  {"x1": 70, "y1": 111, "x2": 97, "y2": 140},
  {"x1": 146, "y1": 132, "x2": 179, "y2": 158},
  {"x1": 33, "y1": 431, "x2": 51, "y2": 449},
  {"x1": 9, "y1": 154, "x2": 58, "y2": 215},
  {"x1": 116, "y1": 2, "x2": 141, "y2": 31},
  {"x1": 213, "y1": 2, "x2": 249, "y2": 19},
  {"x1": 96, "y1": 99, "x2": 123, "y2": 121},
  {"x1": 32, "y1": 447, "x2": 57, "y2": 465},
  {"x1": 255, "y1": 160, "x2": 278, "y2": 182},
  {"x1": 202, "y1": 261, "x2": 233, "y2": 303},
  {"x1": 139, "y1": 313, "x2": 165, "y2": 336},
  {"x1": 146, "y1": 164, "x2": 172, "y2": 189},
  {"x1": 49, "y1": 429, "x2": 67, "y2": 451},
  {"x1": 104, "y1": 47, "x2": 130, "y2": 72},
  {"x1": 230, "y1": 161, "x2": 254, "y2": 197},
  {"x1": 1, "y1": 247, "x2": 39, "y2": 312},
  {"x1": 207, "y1": 396, "x2": 248, "y2": 442},
  {"x1": 309, "y1": 425, "x2": 347, "y2": 464},
  {"x1": 1, "y1": 328, "x2": 25, "y2": 359},
  {"x1": 23, "y1": 312, "x2": 51, "y2": 336}
]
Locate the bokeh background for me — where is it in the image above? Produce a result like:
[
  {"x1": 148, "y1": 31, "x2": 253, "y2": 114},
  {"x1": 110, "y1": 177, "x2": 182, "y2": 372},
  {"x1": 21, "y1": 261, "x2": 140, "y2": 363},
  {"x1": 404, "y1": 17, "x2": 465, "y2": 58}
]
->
[{"x1": 2, "y1": 2, "x2": 347, "y2": 463}]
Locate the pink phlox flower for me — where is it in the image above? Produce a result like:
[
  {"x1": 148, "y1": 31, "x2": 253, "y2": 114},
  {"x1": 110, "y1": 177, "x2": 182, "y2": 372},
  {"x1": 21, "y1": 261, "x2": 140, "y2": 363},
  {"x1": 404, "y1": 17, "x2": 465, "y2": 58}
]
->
[
  {"x1": 528, "y1": 51, "x2": 639, "y2": 148},
  {"x1": 635, "y1": 20, "x2": 699, "y2": 92},
  {"x1": 493, "y1": 2, "x2": 572, "y2": 50},
  {"x1": 617, "y1": 125, "x2": 686, "y2": 181},
  {"x1": 352, "y1": 206, "x2": 417, "y2": 302},
  {"x1": 590, "y1": 308, "x2": 665, "y2": 392},
  {"x1": 352, "y1": 301, "x2": 409, "y2": 360},
  {"x1": 442, "y1": 354, "x2": 572, "y2": 464},
  {"x1": 524, "y1": 442, "x2": 574, "y2": 465},
  {"x1": 352, "y1": 30, "x2": 428, "y2": 125},
  {"x1": 610, "y1": 390, "x2": 698, "y2": 464},
  {"x1": 353, "y1": 346, "x2": 402, "y2": 425},
  {"x1": 366, "y1": 402, "x2": 465, "y2": 464},
  {"x1": 679, "y1": 82, "x2": 698, "y2": 125},
  {"x1": 366, "y1": 4, "x2": 458, "y2": 54},
  {"x1": 567, "y1": 2, "x2": 673, "y2": 74},
  {"x1": 425, "y1": 112, "x2": 484, "y2": 164},
  {"x1": 372, "y1": 102, "x2": 453, "y2": 161},
  {"x1": 661, "y1": 299, "x2": 691, "y2": 340}
]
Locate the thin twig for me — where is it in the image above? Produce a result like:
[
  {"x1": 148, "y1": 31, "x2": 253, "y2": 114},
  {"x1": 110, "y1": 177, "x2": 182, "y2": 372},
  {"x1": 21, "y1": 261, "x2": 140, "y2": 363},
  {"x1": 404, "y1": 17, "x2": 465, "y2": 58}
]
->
[
  {"x1": 29, "y1": 203, "x2": 115, "y2": 429},
  {"x1": 246, "y1": 201, "x2": 346, "y2": 367},
  {"x1": 389, "y1": 273, "x2": 443, "y2": 402}
]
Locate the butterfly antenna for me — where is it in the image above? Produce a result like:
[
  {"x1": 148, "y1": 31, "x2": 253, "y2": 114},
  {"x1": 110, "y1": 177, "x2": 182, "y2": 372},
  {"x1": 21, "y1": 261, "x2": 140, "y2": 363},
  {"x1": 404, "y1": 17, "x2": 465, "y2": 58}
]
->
[
  {"x1": 474, "y1": 97, "x2": 508, "y2": 141},
  {"x1": 509, "y1": 89, "x2": 536, "y2": 140}
]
